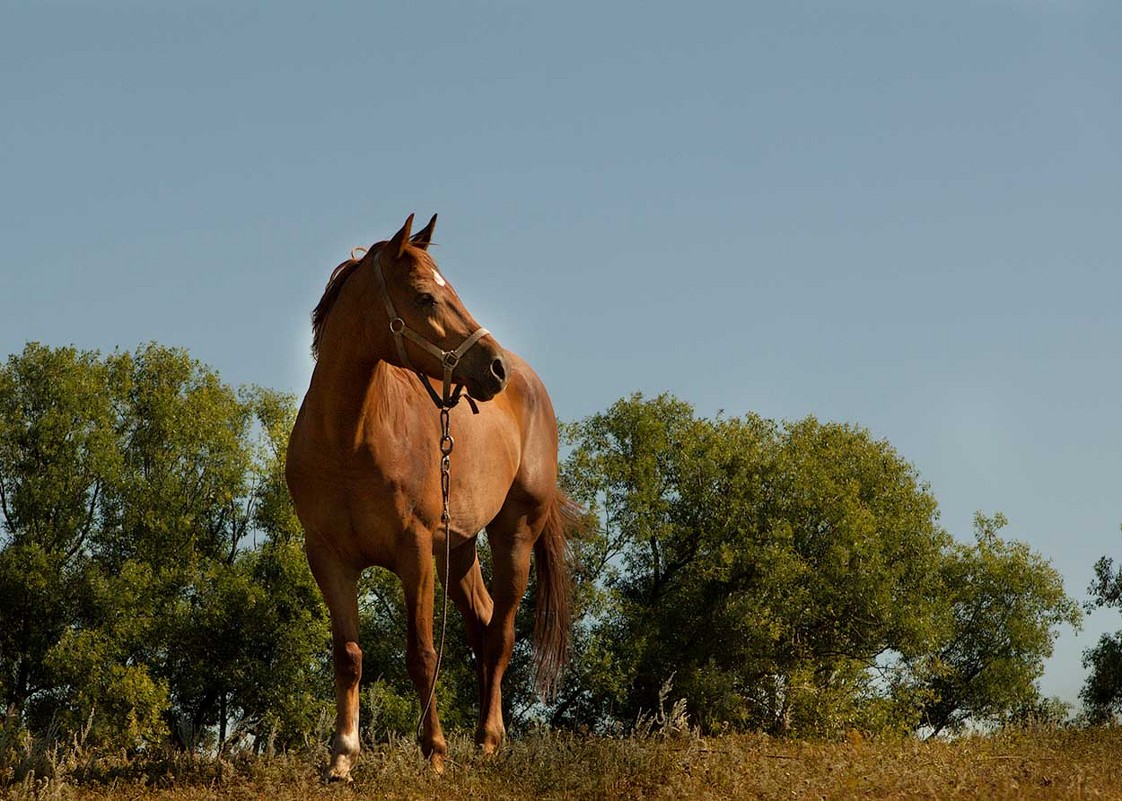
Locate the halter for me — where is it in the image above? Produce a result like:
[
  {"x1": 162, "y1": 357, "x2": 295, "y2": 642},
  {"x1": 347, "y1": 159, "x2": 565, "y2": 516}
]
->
[{"x1": 359, "y1": 245, "x2": 488, "y2": 412}]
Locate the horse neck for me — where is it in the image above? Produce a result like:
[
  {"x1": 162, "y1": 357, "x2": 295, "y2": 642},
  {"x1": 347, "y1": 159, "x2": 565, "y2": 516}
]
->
[
  {"x1": 307, "y1": 286, "x2": 399, "y2": 425},
  {"x1": 305, "y1": 356, "x2": 419, "y2": 462}
]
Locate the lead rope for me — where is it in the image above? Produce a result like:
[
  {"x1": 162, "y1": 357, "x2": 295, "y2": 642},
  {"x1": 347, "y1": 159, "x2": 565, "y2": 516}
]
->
[{"x1": 416, "y1": 405, "x2": 455, "y2": 743}]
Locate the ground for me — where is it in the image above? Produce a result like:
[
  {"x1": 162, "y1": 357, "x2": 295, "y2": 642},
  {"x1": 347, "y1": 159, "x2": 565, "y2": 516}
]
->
[{"x1": 4, "y1": 728, "x2": 1122, "y2": 800}]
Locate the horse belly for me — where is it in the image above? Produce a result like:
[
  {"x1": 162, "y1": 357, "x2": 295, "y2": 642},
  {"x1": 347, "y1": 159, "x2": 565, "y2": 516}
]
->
[
  {"x1": 328, "y1": 452, "x2": 515, "y2": 563},
  {"x1": 443, "y1": 413, "x2": 523, "y2": 540}
]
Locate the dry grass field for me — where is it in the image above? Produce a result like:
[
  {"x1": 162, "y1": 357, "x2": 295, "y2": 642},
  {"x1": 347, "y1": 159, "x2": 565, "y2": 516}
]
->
[{"x1": 5, "y1": 727, "x2": 1122, "y2": 800}]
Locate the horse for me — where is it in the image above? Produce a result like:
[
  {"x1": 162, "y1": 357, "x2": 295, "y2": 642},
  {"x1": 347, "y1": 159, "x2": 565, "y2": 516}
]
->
[{"x1": 285, "y1": 214, "x2": 576, "y2": 780}]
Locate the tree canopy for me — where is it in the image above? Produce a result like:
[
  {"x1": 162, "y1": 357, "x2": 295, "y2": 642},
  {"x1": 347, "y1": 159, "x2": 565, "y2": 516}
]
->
[
  {"x1": 0, "y1": 347, "x2": 1083, "y2": 753},
  {"x1": 0, "y1": 343, "x2": 328, "y2": 750},
  {"x1": 1080, "y1": 539, "x2": 1122, "y2": 724},
  {"x1": 554, "y1": 393, "x2": 1078, "y2": 736}
]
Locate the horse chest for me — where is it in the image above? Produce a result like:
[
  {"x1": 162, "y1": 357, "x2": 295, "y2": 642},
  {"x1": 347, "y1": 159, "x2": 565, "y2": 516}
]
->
[{"x1": 348, "y1": 421, "x2": 517, "y2": 542}]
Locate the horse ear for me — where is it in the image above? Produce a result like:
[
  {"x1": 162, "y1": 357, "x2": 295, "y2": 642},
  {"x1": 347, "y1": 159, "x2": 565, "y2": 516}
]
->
[
  {"x1": 388, "y1": 213, "x2": 415, "y2": 259},
  {"x1": 410, "y1": 213, "x2": 438, "y2": 250}
]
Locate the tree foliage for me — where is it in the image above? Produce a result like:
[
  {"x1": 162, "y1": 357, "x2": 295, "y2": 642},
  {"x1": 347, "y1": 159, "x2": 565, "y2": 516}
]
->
[
  {"x1": 0, "y1": 343, "x2": 328, "y2": 751},
  {"x1": 908, "y1": 513, "x2": 1079, "y2": 735},
  {"x1": 554, "y1": 393, "x2": 1079, "y2": 737},
  {"x1": 0, "y1": 348, "x2": 1082, "y2": 752},
  {"x1": 1080, "y1": 539, "x2": 1122, "y2": 724}
]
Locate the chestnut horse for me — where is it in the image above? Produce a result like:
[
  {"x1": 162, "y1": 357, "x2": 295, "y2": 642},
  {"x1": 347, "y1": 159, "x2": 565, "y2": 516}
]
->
[{"x1": 285, "y1": 214, "x2": 574, "y2": 780}]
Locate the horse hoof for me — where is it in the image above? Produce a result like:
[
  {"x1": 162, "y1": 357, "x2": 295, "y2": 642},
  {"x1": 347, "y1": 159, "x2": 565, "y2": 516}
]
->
[
  {"x1": 323, "y1": 768, "x2": 354, "y2": 784},
  {"x1": 476, "y1": 727, "x2": 503, "y2": 756},
  {"x1": 429, "y1": 753, "x2": 446, "y2": 775}
]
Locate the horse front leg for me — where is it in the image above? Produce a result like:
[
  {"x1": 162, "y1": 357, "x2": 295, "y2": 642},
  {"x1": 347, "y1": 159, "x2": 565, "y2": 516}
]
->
[
  {"x1": 306, "y1": 548, "x2": 363, "y2": 783},
  {"x1": 398, "y1": 537, "x2": 448, "y2": 772}
]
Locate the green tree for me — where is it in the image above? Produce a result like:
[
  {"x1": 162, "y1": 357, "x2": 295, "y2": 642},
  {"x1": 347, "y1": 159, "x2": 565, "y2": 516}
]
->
[
  {"x1": 161, "y1": 540, "x2": 328, "y2": 751},
  {"x1": 556, "y1": 394, "x2": 1079, "y2": 738},
  {"x1": 907, "y1": 513, "x2": 1080, "y2": 736},
  {"x1": 0, "y1": 344, "x2": 118, "y2": 721},
  {"x1": 557, "y1": 393, "x2": 949, "y2": 735},
  {"x1": 1080, "y1": 538, "x2": 1122, "y2": 723},
  {"x1": 0, "y1": 343, "x2": 328, "y2": 750}
]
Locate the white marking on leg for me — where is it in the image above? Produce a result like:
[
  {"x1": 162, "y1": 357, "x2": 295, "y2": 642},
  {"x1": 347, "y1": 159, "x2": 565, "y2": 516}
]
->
[{"x1": 335, "y1": 729, "x2": 360, "y2": 756}]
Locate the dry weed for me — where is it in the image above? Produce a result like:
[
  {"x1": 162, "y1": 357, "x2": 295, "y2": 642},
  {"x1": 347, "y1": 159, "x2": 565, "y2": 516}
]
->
[{"x1": 3, "y1": 726, "x2": 1122, "y2": 800}]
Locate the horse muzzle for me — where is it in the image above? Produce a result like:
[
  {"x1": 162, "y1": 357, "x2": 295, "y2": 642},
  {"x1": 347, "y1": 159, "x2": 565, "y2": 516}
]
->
[{"x1": 465, "y1": 352, "x2": 509, "y2": 402}]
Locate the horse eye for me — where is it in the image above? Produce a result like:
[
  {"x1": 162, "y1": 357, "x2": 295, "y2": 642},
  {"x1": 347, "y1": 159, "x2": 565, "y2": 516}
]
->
[{"x1": 415, "y1": 293, "x2": 436, "y2": 308}]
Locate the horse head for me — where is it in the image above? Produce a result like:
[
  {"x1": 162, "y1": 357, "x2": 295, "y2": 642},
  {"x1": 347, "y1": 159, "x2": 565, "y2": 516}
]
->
[{"x1": 364, "y1": 214, "x2": 509, "y2": 403}]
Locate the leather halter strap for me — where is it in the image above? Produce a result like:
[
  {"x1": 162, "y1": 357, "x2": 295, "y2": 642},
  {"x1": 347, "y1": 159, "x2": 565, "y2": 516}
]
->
[{"x1": 369, "y1": 247, "x2": 487, "y2": 412}]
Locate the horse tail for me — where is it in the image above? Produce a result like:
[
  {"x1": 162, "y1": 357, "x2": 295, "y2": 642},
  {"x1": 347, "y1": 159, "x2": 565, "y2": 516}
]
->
[{"x1": 532, "y1": 489, "x2": 581, "y2": 700}]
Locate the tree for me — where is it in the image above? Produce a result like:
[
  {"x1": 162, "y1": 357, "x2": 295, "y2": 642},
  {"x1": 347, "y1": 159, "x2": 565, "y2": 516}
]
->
[
  {"x1": 1080, "y1": 536, "x2": 1122, "y2": 723},
  {"x1": 1, "y1": 352, "x2": 1083, "y2": 749},
  {"x1": 160, "y1": 539, "x2": 328, "y2": 751},
  {"x1": 555, "y1": 394, "x2": 1080, "y2": 738},
  {"x1": 0, "y1": 344, "x2": 118, "y2": 722},
  {"x1": 556, "y1": 393, "x2": 950, "y2": 735},
  {"x1": 908, "y1": 513, "x2": 1080, "y2": 736},
  {"x1": 0, "y1": 343, "x2": 329, "y2": 750}
]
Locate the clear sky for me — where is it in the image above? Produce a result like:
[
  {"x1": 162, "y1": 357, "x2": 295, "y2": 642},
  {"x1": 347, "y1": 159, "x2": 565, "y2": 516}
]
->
[{"x1": 3, "y1": 1, "x2": 1120, "y2": 707}]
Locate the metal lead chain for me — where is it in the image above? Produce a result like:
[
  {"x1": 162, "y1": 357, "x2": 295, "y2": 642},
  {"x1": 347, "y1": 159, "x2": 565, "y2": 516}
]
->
[
  {"x1": 418, "y1": 406, "x2": 455, "y2": 743},
  {"x1": 439, "y1": 408, "x2": 453, "y2": 523}
]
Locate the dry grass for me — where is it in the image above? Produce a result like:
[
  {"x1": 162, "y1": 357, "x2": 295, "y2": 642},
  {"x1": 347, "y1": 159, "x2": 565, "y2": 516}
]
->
[{"x1": 4, "y1": 727, "x2": 1122, "y2": 800}]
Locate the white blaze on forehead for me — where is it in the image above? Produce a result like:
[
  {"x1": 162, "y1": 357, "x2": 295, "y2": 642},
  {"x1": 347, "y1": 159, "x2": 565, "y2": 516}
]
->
[{"x1": 431, "y1": 268, "x2": 447, "y2": 287}]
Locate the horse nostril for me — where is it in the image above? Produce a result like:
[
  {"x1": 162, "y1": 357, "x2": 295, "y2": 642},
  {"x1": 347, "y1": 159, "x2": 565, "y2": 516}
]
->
[{"x1": 490, "y1": 358, "x2": 507, "y2": 384}]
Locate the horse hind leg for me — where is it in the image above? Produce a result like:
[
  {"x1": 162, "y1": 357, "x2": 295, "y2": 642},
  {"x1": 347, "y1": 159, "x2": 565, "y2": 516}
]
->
[
  {"x1": 476, "y1": 508, "x2": 542, "y2": 754},
  {"x1": 306, "y1": 546, "x2": 363, "y2": 783},
  {"x1": 436, "y1": 538, "x2": 495, "y2": 708},
  {"x1": 477, "y1": 493, "x2": 572, "y2": 753}
]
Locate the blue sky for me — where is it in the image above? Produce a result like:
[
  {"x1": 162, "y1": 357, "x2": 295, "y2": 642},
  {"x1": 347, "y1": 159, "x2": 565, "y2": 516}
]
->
[{"x1": 3, "y1": 1, "x2": 1120, "y2": 706}]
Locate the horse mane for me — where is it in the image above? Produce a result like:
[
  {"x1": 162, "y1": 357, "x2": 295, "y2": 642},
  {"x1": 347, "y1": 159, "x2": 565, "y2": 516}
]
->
[
  {"x1": 311, "y1": 258, "x2": 363, "y2": 360},
  {"x1": 311, "y1": 240, "x2": 432, "y2": 360}
]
